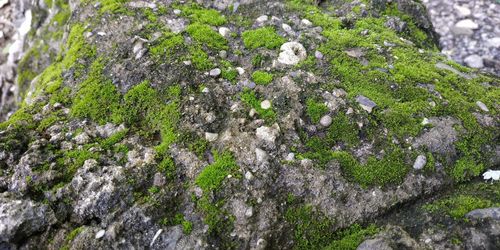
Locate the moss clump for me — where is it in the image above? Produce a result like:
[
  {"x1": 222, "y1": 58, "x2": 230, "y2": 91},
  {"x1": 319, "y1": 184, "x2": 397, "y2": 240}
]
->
[
  {"x1": 71, "y1": 59, "x2": 122, "y2": 124},
  {"x1": 173, "y1": 214, "x2": 193, "y2": 234},
  {"x1": 242, "y1": 27, "x2": 285, "y2": 49},
  {"x1": 149, "y1": 32, "x2": 185, "y2": 61},
  {"x1": 305, "y1": 98, "x2": 328, "y2": 124},
  {"x1": 240, "y1": 89, "x2": 277, "y2": 123},
  {"x1": 186, "y1": 23, "x2": 228, "y2": 50},
  {"x1": 423, "y1": 195, "x2": 497, "y2": 219},
  {"x1": 57, "y1": 149, "x2": 99, "y2": 180},
  {"x1": 450, "y1": 157, "x2": 484, "y2": 182},
  {"x1": 189, "y1": 46, "x2": 214, "y2": 70},
  {"x1": 60, "y1": 226, "x2": 84, "y2": 249},
  {"x1": 251, "y1": 71, "x2": 273, "y2": 85},
  {"x1": 324, "y1": 224, "x2": 379, "y2": 250},
  {"x1": 180, "y1": 4, "x2": 226, "y2": 26},
  {"x1": 99, "y1": 129, "x2": 129, "y2": 150},
  {"x1": 195, "y1": 151, "x2": 239, "y2": 192},
  {"x1": 83, "y1": 0, "x2": 131, "y2": 15}
]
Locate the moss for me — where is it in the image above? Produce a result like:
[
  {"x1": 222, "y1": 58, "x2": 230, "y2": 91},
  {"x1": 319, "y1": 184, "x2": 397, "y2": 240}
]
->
[
  {"x1": 189, "y1": 46, "x2": 214, "y2": 71},
  {"x1": 186, "y1": 23, "x2": 228, "y2": 50},
  {"x1": 251, "y1": 71, "x2": 273, "y2": 85},
  {"x1": 188, "y1": 138, "x2": 210, "y2": 158},
  {"x1": 242, "y1": 27, "x2": 285, "y2": 49},
  {"x1": 71, "y1": 59, "x2": 122, "y2": 124},
  {"x1": 326, "y1": 113, "x2": 359, "y2": 146},
  {"x1": 149, "y1": 33, "x2": 185, "y2": 61},
  {"x1": 285, "y1": 204, "x2": 337, "y2": 249},
  {"x1": 180, "y1": 4, "x2": 226, "y2": 26},
  {"x1": 305, "y1": 98, "x2": 328, "y2": 124},
  {"x1": 220, "y1": 60, "x2": 238, "y2": 82},
  {"x1": 58, "y1": 149, "x2": 99, "y2": 180},
  {"x1": 195, "y1": 150, "x2": 239, "y2": 193},
  {"x1": 423, "y1": 195, "x2": 497, "y2": 219},
  {"x1": 53, "y1": 6, "x2": 71, "y2": 26},
  {"x1": 450, "y1": 157, "x2": 484, "y2": 182},
  {"x1": 65, "y1": 226, "x2": 84, "y2": 242},
  {"x1": 99, "y1": 129, "x2": 129, "y2": 150},
  {"x1": 157, "y1": 156, "x2": 176, "y2": 180},
  {"x1": 240, "y1": 89, "x2": 277, "y2": 123},
  {"x1": 173, "y1": 214, "x2": 193, "y2": 234},
  {"x1": 83, "y1": 0, "x2": 131, "y2": 15},
  {"x1": 197, "y1": 196, "x2": 234, "y2": 235},
  {"x1": 324, "y1": 224, "x2": 379, "y2": 250}
]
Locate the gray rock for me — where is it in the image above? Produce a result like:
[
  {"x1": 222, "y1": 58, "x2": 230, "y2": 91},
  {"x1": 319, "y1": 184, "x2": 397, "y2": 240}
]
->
[
  {"x1": 210, "y1": 68, "x2": 221, "y2": 77},
  {"x1": 166, "y1": 19, "x2": 187, "y2": 34},
  {"x1": 464, "y1": 54, "x2": 484, "y2": 68},
  {"x1": 412, "y1": 155, "x2": 427, "y2": 170},
  {"x1": 413, "y1": 117, "x2": 459, "y2": 157},
  {"x1": 357, "y1": 238, "x2": 392, "y2": 250},
  {"x1": 260, "y1": 100, "x2": 271, "y2": 110},
  {"x1": 315, "y1": 50, "x2": 323, "y2": 59},
  {"x1": 466, "y1": 207, "x2": 500, "y2": 220},
  {"x1": 218, "y1": 27, "x2": 231, "y2": 37},
  {"x1": 0, "y1": 194, "x2": 56, "y2": 242},
  {"x1": 356, "y1": 95, "x2": 377, "y2": 113},
  {"x1": 319, "y1": 115, "x2": 332, "y2": 127}
]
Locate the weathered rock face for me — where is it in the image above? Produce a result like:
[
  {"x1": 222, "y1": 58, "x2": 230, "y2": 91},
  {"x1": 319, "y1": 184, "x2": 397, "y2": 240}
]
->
[{"x1": 0, "y1": 0, "x2": 499, "y2": 249}]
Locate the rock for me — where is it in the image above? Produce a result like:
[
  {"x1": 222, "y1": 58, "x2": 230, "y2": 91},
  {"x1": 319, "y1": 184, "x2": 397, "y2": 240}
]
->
[
  {"x1": 319, "y1": 115, "x2": 332, "y2": 127},
  {"x1": 255, "y1": 148, "x2": 268, "y2": 163},
  {"x1": 209, "y1": 68, "x2": 221, "y2": 77},
  {"x1": 282, "y1": 23, "x2": 293, "y2": 35},
  {"x1": 464, "y1": 55, "x2": 484, "y2": 68},
  {"x1": 166, "y1": 19, "x2": 186, "y2": 34},
  {"x1": 0, "y1": 0, "x2": 8, "y2": 9},
  {"x1": 315, "y1": 50, "x2": 323, "y2": 59},
  {"x1": 466, "y1": 207, "x2": 500, "y2": 220},
  {"x1": 153, "y1": 172, "x2": 166, "y2": 186},
  {"x1": 412, "y1": 155, "x2": 427, "y2": 170},
  {"x1": 74, "y1": 132, "x2": 90, "y2": 145},
  {"x1": 128, "y1": 1, "x2": 157, "y2": 8},
  {"x1": 255, "y1": 15, "x2": 268, "y2": 24},
  {"x1": 256, "y1": 124, "x2": 280, "y2": 145},
  {"x1": 301, "y1": 19, "x2": 312, "y2": 26},
  {"x1": 482, "y1": 170, "x2": 500, "y2": 181},
  {"x1": 173, "y1": 9, "x2": 181, "y2": 15},
  {"x1": 95, "y1": 229, "x2": 106, "y2": 239},
  {"x1": 245, "y1": 171, "x2": 253, "y2": 180},
  {"x1": 454, "y1": 5, "x2": 471, "y2": 17},
  {"x1": 421, "y1": 118, "x2": 430, "y2": 125},
  {"x1": 219, "y1": 27, "x2": 231, "y2": 37},
  {"x1": 0, "y1": 194, "x2": 56, "y2": 242},
  {"x1": 486, "y1": 37, "x2": 500, "y2": 48},
  {"x1": 413, "y1": 117, "x2": 459, "y2": 157},
  {"x1": 260, "y1": 100, "x2": 271, "y2": 110},
  {"x1": 452, "y1": 19, "x2": 479, "y2": 35},
  {"x1": 205, "y1": 132, "x2": 218, "y2": 142},
  {"x1": 475, "y1": 101, "x2": 489, "y2": 112},
  {"x1": 356, "y1": 95, "x2": 377, "y2": 113},
  {"x1": 236, "y1": 67, "x2": 245, "y2": 75},
  {"x1": 278, "y1": 42, "x2": 307, "y2": 65},
  {"x1": 357, "y1": 238, "x2": 392, "y2": 250}
]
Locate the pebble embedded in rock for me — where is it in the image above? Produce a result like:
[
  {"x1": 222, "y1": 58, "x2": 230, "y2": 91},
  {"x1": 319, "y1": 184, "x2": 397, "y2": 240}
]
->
[
  {"x1": 256, "y1": 125, "x2": 280, "y2": 145},
  {"x1": 282, "y1": 23, "x2": 293, "y2": 34},
  {"x1": 205, "y1": 132, "x2": 218, "y2": 142},
  {"x1": 476, "y1": 101, "x2": 489, "y2": 112},
  {"x1": 209, "y1": 68, "x2": 221, "y2": 77},
  {"x1": 413, "y1": 155, "x2": 427, "y2": 170},
  {"x1": 95, "y1": 229, "x2": 106, "y2": 239},
  {"x1": 355, "y1": 95, "x2": 377, "y2": 113},
  {"x1": 236, "y1": 67, "x2": 245, "y2": 75},
  {"x1": 256, "y1": 15, "x2": 268, "y2": 23},
  {"x1": 464, "y1": 54, "x2": 484, "y2": 68},
  {"x1": 452, "y1": 19, "x2": 479, "y2": 35},
  {"x1": 422, "y1": 118, "x2": 430, "y2": 125},
  {"x1": 319, "y1": 115, "x2": 332, "y2": 127},
  {"x1": 454, "y1": 5, "x2": 471, "y2": 17},
  {"x1": 260, "y1": 100, "x2": 271, "y2": 110},
  {"x1": 0, "y1": 0, "x2": 8, "y2": 9},
  {"x1": 301, "y1": 19, "x2": 312, "y2": 26},
  {"x1": 173, "y1": 9, "x2": 181, "y2": 15},
  {"x1": 278, "y1": 42, "x2": 307, "y2": 65},
  {"x1": 218, "y1": 27, "x2": 230, "y2": 37},
  {"x1": 245, "y1": 171, "x2": 254, "y2": 180},
  {"x1": 74, "y1": 132, "x2": 90, "y2": 145},
  {"x1": 315, "y1": 50, "x2": 323, "y2": 59}
]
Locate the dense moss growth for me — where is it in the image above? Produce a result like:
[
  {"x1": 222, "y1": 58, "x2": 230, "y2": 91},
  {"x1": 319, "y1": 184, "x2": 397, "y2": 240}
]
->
[
  {"x1": 240, "y1": 89, "x2": 277, "y2": 123},
  {"x1": 242, "y1": 27, "x2": 285, "y2": 49},
  {"x1": 251, "y1": 71, "x2": 273, "y2": 85},
  {"x1": 179, "y1": 4, "x2": 227, "y2": 26},
  {"x1": 305, "y1": 98, "x2": 328, "y2": 124},
  {"x1": 149, "y1": 33, "x2": 185, "y2": 61},
  {"x1": 186, "y1": 23, "x2": 228, "y2": 50},
  {"x1": 195, "y1": 151, "x2": 239, "y2": 193}
]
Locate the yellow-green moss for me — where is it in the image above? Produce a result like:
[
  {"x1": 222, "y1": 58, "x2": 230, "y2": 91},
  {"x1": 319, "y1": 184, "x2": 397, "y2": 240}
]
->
[
  {"x1": 186, "y1": 23, "x2": 228, "y2": 50},
  {"x1": 251, "y1": 71, "x2": 273, "y2": 85},
  {"x1": 195, "y1": 150, "x2": 239, "y2": 192},
  {"x1": 242, "y1": 27, "x2": 285, "y2": 49},
  {"x1": 180, "y1": 4, "x2": 227, "y2": 26}
]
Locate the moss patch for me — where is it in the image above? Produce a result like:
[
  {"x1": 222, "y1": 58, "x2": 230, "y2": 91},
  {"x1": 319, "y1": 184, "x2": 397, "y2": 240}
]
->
[
  {"x1": 242, "y1": 27, "x2": 285, "y2": 49},
  {"x1": 186, "y1": 23, "x2": 228, "y2": 50},
  {"x1": 251, "y1": 71, "x2": 273, "y2": 85},
  {"x1": 195, "y1": 150, "x2": 239, "y2": 193}
]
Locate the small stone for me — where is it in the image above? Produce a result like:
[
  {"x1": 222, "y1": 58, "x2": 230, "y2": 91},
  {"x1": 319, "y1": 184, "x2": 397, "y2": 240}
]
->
[
  {"x1": 319, "y1": 115, "x2": 332, "y2": 127},
  {"x1": 278, "y1": 42, "x2": 307, "y2": 65},
  {"x1": 482, "y1": 170, "x2": 500, "y2": 182},
  {"x1": 464, "y1": 55, "x2": 484, "y2": 68},
  {"x1": 249, "y1": 108, "x2": 257, "y2": 117},
  {"x1": 454, "y1": 5, "x2": 471, "y2": 17},
  {"x1": 486, "y1": 37, "x2": 500, "y2": 48},
  {"x1": 421, "y1": 118, "x2": 430, "y2": 125},
  {"x1": 183, "y1": 60, "x2": 191, "y2": 65},
  {"x1": 153, "y1": 172, "x2": 166, "y2": 186},
  {"x1": 219, "y1": 50, "x2": 227, "y2": 59},
  {"x1": 355, "y1": 95, "x2": 377, "y2": 113},
  {"x1": 455, "y1": 19, "x2": 479, "y2": 29},
  {"x1": 346, "y1": 107, "x2": 354, "y2": 114},
  {"x1": 209, "y1": 68, "x2": 221, "y2": 77},
  {"x1": 255, "y1": 148, "x2": 268, "y2": 163},
  {"x1": 74, "y1": 132, "x2": 90, "y2": 145},
  {"x1": 97, "y1": 31, "x2": 106, "y2": 36},
  {"x1": 285, "y1": 153, "x2": 295, "y2": 161},
  {"x1": 260, "y1": 100, "x2": 271, "y2": 110},
  {"x1": 256, "y1": 125, "x2": 280, "y2": 144},
  {"x1": 314, "y1": 50, "x2": 323, "y2": 59},
  {"x1": 95, "y1": 229, "x2": 106, "y2": 239},
  {"x1": 0, "y1": 0, "x2": 9, "y2": 9},
  {"x1": 202, "y1": 87, "x2": 209, "y2": 93},
  {"x1": 476, "y1": 101, "x2": 489, "y2": 112},
  {"x1": 466, "y1": 207, "x2": 500, "y2": 220},
  {"x1": 205, "y1": 132, "x2": 218, "y2": 142},
  {"x1": 218, "y1": 27, "x2": 231, "y2": 37},
  {"x1": 236, "y1": 67, "x2": 245, "y2": 75},
  {"x1": 282, "y1": 23, "x2": 293, "y2": 34},
  {"x1": 245, "y1": 171, "x2": 254, "y2": 180},
  {"x1": 301, "y1": 19, "x2": 312, "y2": 26},
  {"x1": 256, "y1": 15, "x2": 268, "y2": 23},
  {"x1": 245, "y1": 207, "x2": 253, "y2": 217},
  {"x1": 173, "y1": 9, "x2": 181, "y2": 15},
  {"x1": 413, "y1": 155, "x2": 427, "y2": 170}
]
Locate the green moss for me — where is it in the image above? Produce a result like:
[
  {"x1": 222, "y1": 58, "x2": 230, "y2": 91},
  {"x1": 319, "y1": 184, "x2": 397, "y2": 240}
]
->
[
  {"x1": 188, "y1": 138, "x2": 210, "y2": 158},
  {"x1": 324, "y1": 224, "x2": 379, "y2": 250},
  {"x1": 71, "y1": 59, "x2": 122, "y2": 124},
  {"x1": 195, "y1": 150, "x2": 239, "y2": 192},
  {"x1": 157, "y1": 156, "x2": 176, "y2": 180},
  {"x1": 305, "y1": 98, "x2": 328, "y2": 124},
  {"x1": 53, "y1": 6, "x2": 71, "y2": 26},
  {"x1": 173, "y1": 214, "x2": 193, "y2": 234},
  {"x1": 251, "y1": 71, "x2": 273, "y2": 85},
  {"x1": 66, "y1": 226, "x2": 84, "y2": 242},
  {"x1": 189, "y1": 46, "x2": 214, "y2": 71},
  {"x1": 99, "y1": 128, "x2": 129, "y2": 150},
  {"x1": 326, "y1": 113, "x2": 359, "y2": 146},
  {"x1": 58, "y1": 149, "x2": 99, "y2": 180},
  {"x1": 240, "y1": 89, "x2": 277, "y2": 123},
  {"x1": 180, "y1": 4, "x2": 226, "y2": 26},
  {"x1": 197, "y1": 196, "x2": 234, "y2": 235},
  {"x1": 242, "y1": 27, "x2": 285, "y2": 49},
  {"x1": 84, "y1": 0, "x2": 131, "y2": 15},
  {"x1": 285, "y1": 204, "x2": 336, "y2": 249},
  {"x1": 423, "y1": 195, "x2": 496, "y2": 219},
  {"x1": 186, "y1": 23, "x2": 228, "y2": 50},
  {"x1": 450, "y1": 157, "x2": 484, "y2": 182},
  {"x1": 149, "y1": 33, "x2": 185, "y2": 61}
]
